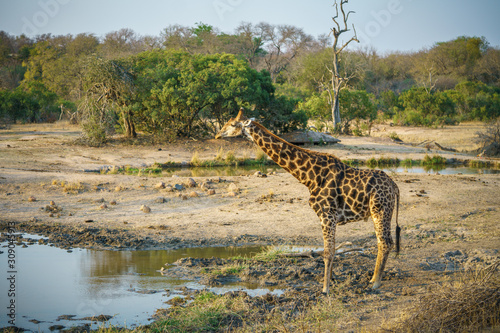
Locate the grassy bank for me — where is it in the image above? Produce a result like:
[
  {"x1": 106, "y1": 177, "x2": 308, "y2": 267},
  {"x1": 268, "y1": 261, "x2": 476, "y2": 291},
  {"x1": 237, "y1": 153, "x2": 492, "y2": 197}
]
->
[{"x1": 99, "y1": 153, "x2": 499, "y2": 177}]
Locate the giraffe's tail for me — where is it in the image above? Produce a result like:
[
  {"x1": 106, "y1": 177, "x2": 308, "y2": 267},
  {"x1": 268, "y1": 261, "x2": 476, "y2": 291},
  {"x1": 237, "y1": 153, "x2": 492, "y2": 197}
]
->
[{"x1": 395, "y1": 187, "x2": 401, "y2": 256}]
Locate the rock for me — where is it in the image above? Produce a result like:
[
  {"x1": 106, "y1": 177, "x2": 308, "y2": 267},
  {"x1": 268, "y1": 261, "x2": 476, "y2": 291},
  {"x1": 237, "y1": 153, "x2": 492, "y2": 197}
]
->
[
  {"x1": 164, "y1": 185, "x2": 174, "y2": 192},
  {"x1": 100, "y1": 204, "x2": 108, "y2": 209},
  {"x1": 109, "y1": 200, "x2": 117, "y2": 205},
  {"x1": 155, "y1": 182, "x2": 166, "y2": 189},
  {"x1": 227, "y1": 191, "x2": 237, "y2": 197},
  {"x1": 200, "y1": 181, "x2": 213, "y2": 190},
  {"x1": 254, "y1": 171, "x2": 267, "y2": 178},
  {"x1": 174, "y1": 184, "x2": 185, "y2": 191},
  {"x1": 186, "y1": 178, "x2": 197, "y2": 188},
  {"x1": 49, "y1": 200, "x2": 56, "y2": 206},
  {"x1": 228, "y1": 183, "x2": 240, "y2": 193},
  {"x1": 94, "y1": 198, "x2": 105, "y2": 203},
  {"x1": 28, "y1": 196, "x2": 36, "y2": 202},
  {"x1": 281, "y1": 130, "x2": 340, "y2": 145},
  {"x1": 141, "y1": 205, "x2": 151, "y2": 213},
  {"x1": 188, "y1": 191, "x2": 198, "y2": 198},
  {"x1": 207, "y1": 189, "x2": 216, "y2": 195},
  {"x1": 115, "y1": 186, "x2": 123, "y2": 192},
  {"x1": 180, "y1": 195, "x2": 188, "y2": 200},
  {"x1": 154, "y1": 197, "x2": 166, "y2": 203}
]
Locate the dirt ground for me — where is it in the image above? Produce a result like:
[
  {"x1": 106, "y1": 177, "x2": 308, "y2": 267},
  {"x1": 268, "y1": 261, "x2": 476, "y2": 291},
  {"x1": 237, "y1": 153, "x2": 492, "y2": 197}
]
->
[{"x1": 0, "y1": 121, "x2": 499, "y2": 331}]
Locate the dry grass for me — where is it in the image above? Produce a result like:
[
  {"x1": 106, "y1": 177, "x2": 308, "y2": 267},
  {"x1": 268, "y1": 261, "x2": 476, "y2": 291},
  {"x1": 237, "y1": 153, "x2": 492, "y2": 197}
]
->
[
  {"x1": 386, "y1": 261, "x2": 500, "y2": 333},
  {"x1": 62, "y1": 182, "x2": 85, "y2": 194}
]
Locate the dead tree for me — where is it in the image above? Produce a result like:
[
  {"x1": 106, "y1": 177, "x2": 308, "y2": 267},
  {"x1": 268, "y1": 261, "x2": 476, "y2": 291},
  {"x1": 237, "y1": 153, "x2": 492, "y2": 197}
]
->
[{"x1": 327, "y1": 0, "x2": 359, "y2": 130}]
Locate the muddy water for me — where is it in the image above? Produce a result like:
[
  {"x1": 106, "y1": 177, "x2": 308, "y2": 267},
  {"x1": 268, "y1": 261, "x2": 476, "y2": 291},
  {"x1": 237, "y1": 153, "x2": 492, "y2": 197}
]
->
[{"x1": 0, "y1": 237, "x2": 273, "y2": 332}]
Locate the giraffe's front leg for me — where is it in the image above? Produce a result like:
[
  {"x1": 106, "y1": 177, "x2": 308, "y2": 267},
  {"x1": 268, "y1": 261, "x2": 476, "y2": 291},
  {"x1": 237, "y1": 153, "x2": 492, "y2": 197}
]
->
[{"x1": 321, "y1": 218, "x2": 337, "y2": 294}]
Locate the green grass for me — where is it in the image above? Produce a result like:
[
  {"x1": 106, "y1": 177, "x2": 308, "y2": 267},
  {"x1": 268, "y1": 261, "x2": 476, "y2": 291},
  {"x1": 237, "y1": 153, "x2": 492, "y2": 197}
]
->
[
  {"x1": 401, "y1": 158, "x2": 419, "y2": 167},
  {"x1": 366, "y1": 157, "x2": 400, "y2": 168},
  {"x1": 342, "y1": 159, "x2": 361, "y2": 167},
  {"x1": 202, "y1": 264, "x2": 248, "y2": 276},
  {"x1": 151, "y1": 292, "x2": 241, "y2": 333},
  {"x1": 422, "y1": 154, "x2": 447, "y2": 166}
]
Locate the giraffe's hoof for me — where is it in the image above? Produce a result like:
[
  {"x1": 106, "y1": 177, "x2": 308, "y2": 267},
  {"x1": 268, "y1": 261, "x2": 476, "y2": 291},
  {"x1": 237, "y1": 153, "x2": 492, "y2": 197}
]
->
[{"x1": 372, "y1": 281, "x2": 381, "y2": 289}]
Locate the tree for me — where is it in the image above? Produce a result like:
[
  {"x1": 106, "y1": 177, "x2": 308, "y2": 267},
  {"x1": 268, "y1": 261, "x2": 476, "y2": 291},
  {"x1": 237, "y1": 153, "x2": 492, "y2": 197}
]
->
[
  {"x1": 326, "y1": 0, "x2": 359, "y2": 130},
  {"x1": 255, "y1": 22, "x2": 314, "y2": 82},
  {"x1": 130, "y1": 50, "x2": 276, "y2": 139},
  {"x1": 79, "y1": 56, "x2": 136, "y2": 145}
]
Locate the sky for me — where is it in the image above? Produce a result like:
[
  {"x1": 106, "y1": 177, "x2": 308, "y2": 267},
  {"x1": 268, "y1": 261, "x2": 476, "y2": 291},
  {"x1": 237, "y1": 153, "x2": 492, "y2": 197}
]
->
[{"x1": 0, "y1": 0, "x2": 499, "y2": 54}]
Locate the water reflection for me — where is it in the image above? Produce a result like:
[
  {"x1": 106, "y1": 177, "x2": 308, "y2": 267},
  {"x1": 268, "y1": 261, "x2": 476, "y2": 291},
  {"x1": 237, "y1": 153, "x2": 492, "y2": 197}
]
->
[
  {"x1": 0, "y1": 242, "x2": 265, "y2": 331},
  {"x1": 158, "y1": 164, "x2": 499, "y2": 178}
]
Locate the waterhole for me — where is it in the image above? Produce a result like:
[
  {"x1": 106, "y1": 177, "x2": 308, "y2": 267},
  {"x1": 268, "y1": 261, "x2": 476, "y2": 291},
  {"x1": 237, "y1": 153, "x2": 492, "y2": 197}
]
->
[{"x1": 0, "y1": 238, "x2": 287, "y2": 332}]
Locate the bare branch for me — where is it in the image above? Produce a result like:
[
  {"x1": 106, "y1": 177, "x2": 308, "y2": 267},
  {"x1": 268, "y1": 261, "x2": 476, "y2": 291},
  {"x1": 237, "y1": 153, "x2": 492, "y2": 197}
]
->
[{"x1": 331, "y1": 2, "x2": 341, "y2": 33}]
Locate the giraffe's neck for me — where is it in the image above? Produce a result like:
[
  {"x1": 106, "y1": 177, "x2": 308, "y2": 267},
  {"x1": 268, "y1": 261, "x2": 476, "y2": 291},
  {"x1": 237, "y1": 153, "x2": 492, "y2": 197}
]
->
[{"x1": 244, "y1": 121, "x2": 341, "y2": 188}]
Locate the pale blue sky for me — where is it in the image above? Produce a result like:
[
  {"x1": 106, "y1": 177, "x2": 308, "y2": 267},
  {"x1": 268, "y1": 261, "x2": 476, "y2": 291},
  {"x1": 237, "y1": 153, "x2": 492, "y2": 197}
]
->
[{"x1": 0, "y1": 0, "x2": 499, "y2": 53}]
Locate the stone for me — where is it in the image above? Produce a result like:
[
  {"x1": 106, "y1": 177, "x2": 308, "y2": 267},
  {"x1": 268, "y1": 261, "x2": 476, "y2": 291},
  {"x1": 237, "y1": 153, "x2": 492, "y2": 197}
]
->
[
  {"x1": 141, "y1": 205, "x2": 151, "y2": 213},
  {"x1": 188, "y1": 191, "x2": 198, "y2": 198},
  {"x1": 28, "y1": 196, "x2": 36, "y2": 202},
  {"x1": 254, "y1": 171, "x2": 267, "y2": 178},
  {"x1": 155, "y1": 182, "x2": 166, "y2": 189},
  {"x1": 174, "y1": 184, "x2": 185, "y2": 191},
  {"x1": 200, "y1": 182, "x2": 213, "y2": 190},
  {"x1": 207, "y1": 189, "x2": 216, "y2": 196},
  {"x1": 186, "y1": 178, "x2": 197, "y2": 188},
  {"x1": 228, "y1": 183, "x2": 240, "y2": 193},
  {"x1": 154, "y1": 197, "x2": 166, "y2": 203}
]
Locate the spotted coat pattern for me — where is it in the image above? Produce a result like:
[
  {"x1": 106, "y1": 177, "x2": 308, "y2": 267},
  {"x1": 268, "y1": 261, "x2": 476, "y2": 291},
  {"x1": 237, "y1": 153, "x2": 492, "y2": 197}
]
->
[{"x1": 216, "y1": 109, "x2": 400, "y2": 294}]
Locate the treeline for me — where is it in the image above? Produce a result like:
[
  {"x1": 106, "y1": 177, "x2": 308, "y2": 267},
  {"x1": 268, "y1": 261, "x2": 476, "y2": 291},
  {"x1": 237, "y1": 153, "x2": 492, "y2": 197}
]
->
[{"x1": 0, "y1": 23, "x2": 499, "y2": 142}]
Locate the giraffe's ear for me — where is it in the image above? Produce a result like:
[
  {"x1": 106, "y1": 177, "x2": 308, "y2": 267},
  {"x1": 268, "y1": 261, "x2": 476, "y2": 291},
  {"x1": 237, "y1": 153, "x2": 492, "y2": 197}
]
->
[{"x1": 243, "y1": 119, "x2": 252, "y2": 127}]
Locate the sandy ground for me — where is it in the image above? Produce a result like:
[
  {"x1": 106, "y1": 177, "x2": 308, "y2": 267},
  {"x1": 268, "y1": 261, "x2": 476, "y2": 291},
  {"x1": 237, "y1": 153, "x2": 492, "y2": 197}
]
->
[
  {"x1": 0, "y1": 121, "x2": 499, "y2": 331},
  {"x1": 0, "y1": 122, "x2": 497, "y2": 245}
]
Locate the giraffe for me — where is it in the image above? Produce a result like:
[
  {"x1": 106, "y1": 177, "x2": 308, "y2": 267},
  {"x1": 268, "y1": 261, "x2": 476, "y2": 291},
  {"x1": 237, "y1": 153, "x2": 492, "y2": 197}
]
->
[{"x1": 216, "y1": 108, "x2": 401, "y2": 294}]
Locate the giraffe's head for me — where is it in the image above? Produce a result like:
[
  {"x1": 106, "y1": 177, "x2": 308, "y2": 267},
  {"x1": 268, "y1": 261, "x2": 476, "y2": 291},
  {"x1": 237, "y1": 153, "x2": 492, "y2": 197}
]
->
[{"x1": 215, "y1": 108, "x2": 249, "y2": 139}]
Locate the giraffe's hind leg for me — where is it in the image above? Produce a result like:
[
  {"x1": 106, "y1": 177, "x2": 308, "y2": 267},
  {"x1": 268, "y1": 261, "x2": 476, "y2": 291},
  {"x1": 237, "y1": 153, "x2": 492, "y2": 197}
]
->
[
  {"x1": 321, "y1": 218, "x2": 337, "y2": 294},
  {"x1": 369, "y1": 205, "x2": 394, "y2": 289}
]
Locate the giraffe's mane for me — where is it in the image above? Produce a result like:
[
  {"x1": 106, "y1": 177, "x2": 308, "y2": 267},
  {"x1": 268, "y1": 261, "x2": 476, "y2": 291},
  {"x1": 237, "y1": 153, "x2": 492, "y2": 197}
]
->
[{"x1": 251, "y1": 121, "x2": 342, "y2": 162}]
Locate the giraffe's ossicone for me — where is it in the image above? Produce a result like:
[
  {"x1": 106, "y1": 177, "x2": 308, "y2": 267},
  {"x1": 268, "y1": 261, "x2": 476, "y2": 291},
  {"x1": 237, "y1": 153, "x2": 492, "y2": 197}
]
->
[{"x1": 216, "y1": 108, "x2": 401, "y2": 294}]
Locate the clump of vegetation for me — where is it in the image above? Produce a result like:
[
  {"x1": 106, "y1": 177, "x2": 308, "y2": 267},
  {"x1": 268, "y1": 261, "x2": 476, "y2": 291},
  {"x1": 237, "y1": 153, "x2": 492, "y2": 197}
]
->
[
  {"x1": 422, "y1": 154, "x2": 447, "y2": 166},
  {"x1": 253, "y1": 245, "x2": 289, "y2": 261},
  {"x1": 366, "y1": 157, "x2": 400, "y2": 168},
  {"x1": 366, "y1": 157, "x2": 378, "y2": 168},
  {"x1": 386, "y1": 262, "x2": 500, "y2": 332},
  {"x1": 190, "y1": 151, "x2": 202, "y2": 166},
  {"x1": 389, "y1": 131, "x2": 401, "y2": 141},
  {"x1": 255, "y1": 148, "x2": 268, "y2": 163},
  {"x1": 202, "y1": 264, "x2": 248, "y2": 277},
  {"x1": 153, "y1": 292, "x2": 240, "y2": 332},
  {"x1": 224, "y1": 151, "x2": 237, "y2": 165},
  {"x1": 401, "y1": 158, "x2": 419, "y2": 167},
  {"x1": 342, "y1": 159, "x2": 361, "y2": 167},
  {"x1": 62, "y1": 182, "x2": 85, "y2": 194}
]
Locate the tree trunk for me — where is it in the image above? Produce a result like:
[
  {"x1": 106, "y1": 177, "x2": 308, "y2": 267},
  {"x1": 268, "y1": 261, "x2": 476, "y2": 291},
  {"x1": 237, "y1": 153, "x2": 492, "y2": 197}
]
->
[
  {"x1": 332, "y1": 89, "x2": 341, "y2": 129},
  {"x1": 122, "y1": 110, "x2": 136, "y2": 138}
]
